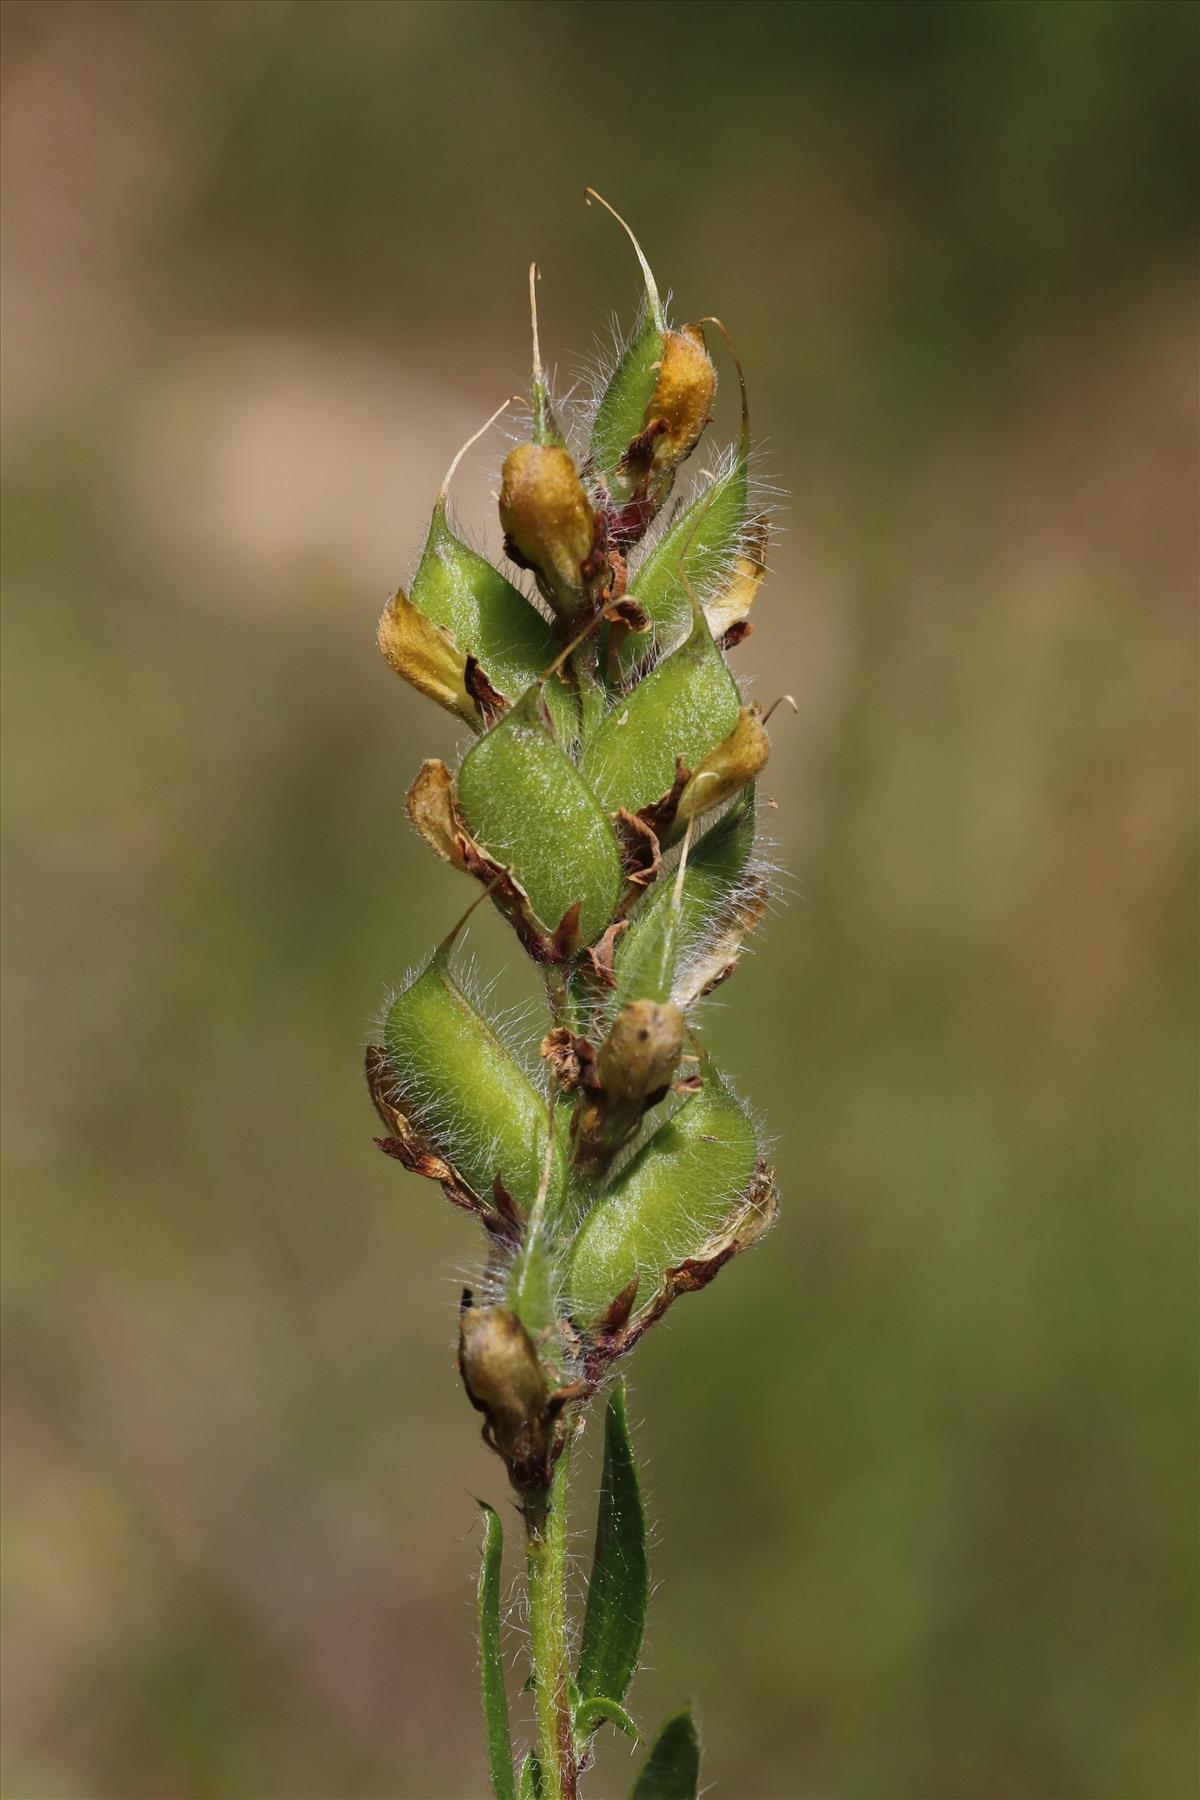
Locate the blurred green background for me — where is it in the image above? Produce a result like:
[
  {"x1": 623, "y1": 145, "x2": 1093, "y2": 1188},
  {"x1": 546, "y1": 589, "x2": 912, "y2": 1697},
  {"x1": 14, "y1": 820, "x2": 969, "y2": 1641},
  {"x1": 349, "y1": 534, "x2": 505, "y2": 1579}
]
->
[{"x1": 2, "y1": 3, "x2": 1196, "y2": 1797}]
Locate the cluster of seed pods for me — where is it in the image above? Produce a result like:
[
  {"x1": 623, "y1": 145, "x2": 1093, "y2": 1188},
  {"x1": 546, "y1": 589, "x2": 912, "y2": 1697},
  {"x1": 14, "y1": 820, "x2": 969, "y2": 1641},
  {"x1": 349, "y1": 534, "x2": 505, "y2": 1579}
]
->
[{"x1": 369, "y1": 193, "x2": 779, "y2": 1501}]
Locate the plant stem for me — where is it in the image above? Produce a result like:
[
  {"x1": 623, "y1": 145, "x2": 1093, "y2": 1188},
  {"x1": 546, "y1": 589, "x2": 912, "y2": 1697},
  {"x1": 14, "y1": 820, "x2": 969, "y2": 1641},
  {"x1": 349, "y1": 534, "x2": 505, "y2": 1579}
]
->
[{"x1": 525, "y1": 1439, "x2": 576, "y2": 1800}]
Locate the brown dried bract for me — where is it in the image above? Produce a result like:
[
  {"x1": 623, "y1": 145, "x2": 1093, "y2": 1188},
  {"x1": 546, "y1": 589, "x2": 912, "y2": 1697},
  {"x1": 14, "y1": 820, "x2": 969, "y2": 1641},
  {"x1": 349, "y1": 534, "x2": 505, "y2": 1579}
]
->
[
  {"x1": 464, "y1": 656, "x2": 509, "y2": 727},
  {"x1": 540, "y1": 1027, "x2": 600, "y2": 1096},
  {"x1": 717, "y1": 620, "x2": 754, "y2": 652},
  {"x1": 584, "y1": 919, "x2": 629, "y2": 989},
  {"x1": 583, "y1": 1159, "x2": 780, "y2": 1370},
  {"x1": 630, "y1": 758, "x2": 691, "y2": 848},
  {"x1": 613, "y1": 806, "x2": 662, "y2": 899}
]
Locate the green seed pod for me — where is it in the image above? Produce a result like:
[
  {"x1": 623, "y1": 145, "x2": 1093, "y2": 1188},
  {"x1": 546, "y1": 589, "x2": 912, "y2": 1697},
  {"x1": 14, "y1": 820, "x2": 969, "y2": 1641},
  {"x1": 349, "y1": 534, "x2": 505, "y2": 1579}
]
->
[
  {"x1": 640, "y1": 324, "x2": 715, "y2": 480},
  {"x1": 585, "y1": 192, "x2": 716, "y2": 530},
  {"x1": 459, "y1": 1303, "x2": 552, "y2": 1487},
  {"x1": 457, "y1": 686, "x2": 623, "y2": 944},
  {"x1": 499, "y1": 442, "x2": 596, "y2": 617},
  {"x1": 567, "y1": 1063, "x2": 760, "y2": 1329},
  {"x1": 572, "y1": 998, "x2": 686, "y2": 1173},
  {"x1": 614, "y1": 791, "x2": 757, "y2": 1006},
  {"x1": 590, "y1": 301, "x2": 663, "y2": 501},
  {"x1": 384, "y1": 947, "x2": 563, "y2": 1213},
  {"x1": 581, "y1": 599, "x2": 741, "y2": 818},
  {"x1": 626, "y1": 320, "x2": 756, "y2": 664},
  {"x1": 587, "y1": 193, "x2": 666, "y2": 497},
  {"x1": 624, "y1": 457, "x2": 747, "y2": 656}
]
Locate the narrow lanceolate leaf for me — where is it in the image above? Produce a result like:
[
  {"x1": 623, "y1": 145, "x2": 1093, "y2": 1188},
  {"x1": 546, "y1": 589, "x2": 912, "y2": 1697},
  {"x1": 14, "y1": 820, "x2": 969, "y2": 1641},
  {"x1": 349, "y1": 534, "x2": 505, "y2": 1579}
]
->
[
  {"x1": 576, "y1": 1382, "x2": 648, "y2": 1720},
  {"x1": 477, "y1": 1504, "x2": 516, "y2": 1800},
  {"x1": 629, "y1": 1709, "x2": 701, "y2": 1800}
]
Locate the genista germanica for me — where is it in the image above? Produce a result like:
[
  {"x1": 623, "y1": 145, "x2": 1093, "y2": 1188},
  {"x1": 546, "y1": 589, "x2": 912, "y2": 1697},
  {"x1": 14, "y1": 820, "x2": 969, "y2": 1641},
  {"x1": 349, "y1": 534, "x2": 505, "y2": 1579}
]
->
[{"x1": 368, "y1": 193, "x2": 784, "y2": 1800}]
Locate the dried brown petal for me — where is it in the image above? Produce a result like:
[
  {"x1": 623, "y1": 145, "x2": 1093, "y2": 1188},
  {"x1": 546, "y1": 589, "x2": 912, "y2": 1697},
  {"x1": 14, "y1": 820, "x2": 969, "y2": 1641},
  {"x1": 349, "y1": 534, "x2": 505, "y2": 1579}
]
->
[
  {"x1": 377, "y1": 589, "x2": 477, "y2": 724},
  {"x1": 704, "y1": 517, "x2": 768, "y2": 644},
  {"x1": 674, "y1": 707, "x2": 769, "y2": 830},
  {"x1": 584, "y1": 920, "x2": 629, "y2": 989},
  {"x1": 464, "y1": 656, "x2": 509, "y2": 727},
  {"x1": 539, "y1": 1027, "x2": 599, "y2": 1096},
  {"x1": 613, "y1": 806, "x2": 663, "y2": 898}
]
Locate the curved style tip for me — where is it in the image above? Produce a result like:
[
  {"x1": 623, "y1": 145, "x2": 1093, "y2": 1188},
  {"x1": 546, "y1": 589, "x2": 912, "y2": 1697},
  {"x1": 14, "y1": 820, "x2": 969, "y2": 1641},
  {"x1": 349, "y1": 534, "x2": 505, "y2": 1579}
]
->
[
  {"x1": 438, "y1": 398, "x2": 518, "y2": 507},
  {"x1": 699, "y1": 316, "x2": 750, "y2": 455},
  {"x1": 585, "y1": 187, "x2": 665, "y2": 333}
]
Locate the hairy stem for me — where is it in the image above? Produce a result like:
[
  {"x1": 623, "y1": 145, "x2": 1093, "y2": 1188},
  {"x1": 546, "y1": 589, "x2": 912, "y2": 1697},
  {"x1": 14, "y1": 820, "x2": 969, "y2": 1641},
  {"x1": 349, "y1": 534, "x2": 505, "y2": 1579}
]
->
[{"x1": 525, "y1": 1441, "x2": 576, "y2": 1800}]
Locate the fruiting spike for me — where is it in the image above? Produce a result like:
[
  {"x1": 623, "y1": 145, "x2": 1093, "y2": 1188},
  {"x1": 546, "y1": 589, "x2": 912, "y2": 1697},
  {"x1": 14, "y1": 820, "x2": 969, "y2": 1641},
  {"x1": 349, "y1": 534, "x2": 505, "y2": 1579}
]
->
[{"x1": 369, "y1": 209, "x2": 785, "y2": 1799}]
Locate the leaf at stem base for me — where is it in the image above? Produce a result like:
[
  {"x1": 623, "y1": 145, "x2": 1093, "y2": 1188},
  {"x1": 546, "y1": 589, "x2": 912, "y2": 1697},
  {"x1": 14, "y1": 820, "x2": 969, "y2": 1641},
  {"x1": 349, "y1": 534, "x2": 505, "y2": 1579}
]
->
[
  {"x1": 477, "y1": 1502, "x2": 516, "y2": 1800},
  {"x1": 576, "y1": 1380, "x2": 648, "y2": 1727}
]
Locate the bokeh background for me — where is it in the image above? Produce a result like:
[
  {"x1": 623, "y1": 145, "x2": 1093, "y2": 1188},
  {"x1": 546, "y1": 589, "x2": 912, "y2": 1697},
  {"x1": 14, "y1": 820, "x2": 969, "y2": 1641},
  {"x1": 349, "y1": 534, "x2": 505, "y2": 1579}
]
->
[{"x1": 3, "y1": 3, "x2": 1197, "y2": 1797}]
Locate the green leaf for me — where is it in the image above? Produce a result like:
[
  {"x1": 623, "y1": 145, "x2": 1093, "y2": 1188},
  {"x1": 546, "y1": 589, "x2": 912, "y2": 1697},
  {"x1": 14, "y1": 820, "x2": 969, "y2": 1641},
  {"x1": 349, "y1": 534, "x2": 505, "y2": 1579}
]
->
[
  {"x1": 581, "y1": 602, "x2": 741, "y2": 818},
  {"x1": 575, "y1": 1695, "x2": 639, "y2": 1742},
  {"x1": 517, "y1": 1753, "x2": 542, "y2": 1800},
  {"x1": 567, "y1": 1064, "x2": 759, "y2": 1329},
  {"x1": 457, "y1": 687, "x2": 624, "y2": 944},
  {"x1": 477, "y1": 1503, "x2": 515, "y2": 1800},
  {"x1": 626, "y1": 451, "x2": 749, "y2": 655},
  {"x1": 629, "y1": 1709, "x2": 701, "y2": 1800},
  {"x1": 576, "y1": 1382, "x2": 648, "y2": 1716},
  {"x1": 590, "y1": 308, "x2": 664, "y2": 492},
  {"x1": 383, "y1": 953, "x2": 566, "y2": 1217},
  {"x1": 413, "y1": 503, "x2": 568, "y2": 720}
]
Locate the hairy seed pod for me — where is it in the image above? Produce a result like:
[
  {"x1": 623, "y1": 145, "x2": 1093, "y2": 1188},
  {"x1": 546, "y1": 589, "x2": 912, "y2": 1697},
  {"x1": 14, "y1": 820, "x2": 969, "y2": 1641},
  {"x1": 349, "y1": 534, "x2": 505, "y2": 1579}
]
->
[
  {"x1": 456, "y1": 687, "x2": 623, "y2": 944},
  {"x1": 458, "y1": 1303, "x2": 550, "y2": 1478},
  {"x1": 585, "y1": 193, "x2": 718, "y2": 535},
  {"x1": 572, "y1": 999, "x2": 686, "y2": 1171},
  {"x1": 499, "y1": 442, "x2": 596, "y2": 616},
  {"x1": 639, "y1": 324, "x2": 715, "y2": 478},
  {"x1": 581, "y1": 600, "x2": 741, "y2": 817},
  {"x1": 384, "y1": 950, "x2": 564, "y2": 1212},
  {"x1": 567, "y1": 1065, "x2": 760, "y2": 1329},
  {"x1": 614, "y1": 792, "x2": 757, "y2": 1005}
]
